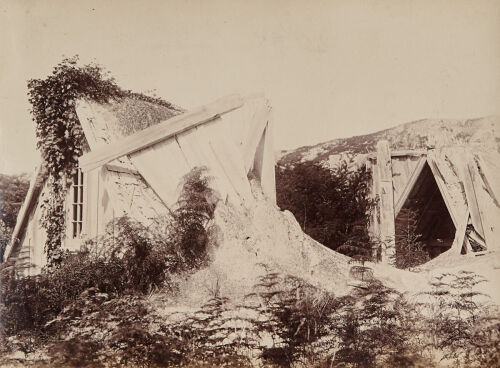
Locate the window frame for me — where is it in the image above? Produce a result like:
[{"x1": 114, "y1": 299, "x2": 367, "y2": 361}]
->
[{"x1": 66, "y1": 168, "x2": 87, "y2": 249}]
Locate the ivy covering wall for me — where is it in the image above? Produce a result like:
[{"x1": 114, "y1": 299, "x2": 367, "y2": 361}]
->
[{"x1": 27, "y1": 56, "x2": 174, "y2": 264}]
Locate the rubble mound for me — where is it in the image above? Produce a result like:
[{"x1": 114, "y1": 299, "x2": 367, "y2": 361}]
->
[{"x1": 174, "y1": 181, "x2": 350, "y2": 306}]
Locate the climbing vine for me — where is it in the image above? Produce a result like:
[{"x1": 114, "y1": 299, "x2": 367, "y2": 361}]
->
[{"x1": 27, "y1": 56, "x2": 175, "y2": 264}]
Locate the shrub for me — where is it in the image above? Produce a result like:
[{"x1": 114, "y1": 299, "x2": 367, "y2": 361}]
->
[
  {"x1": 421, "y1": 271, "x2": 500, "y2": 367},
  {"x1": 45, "y1": 292, "x2": 257, "y2": 368},
  {"x1": 247, "y1": 270, "x2": 338, "y2": 367},
  {"x1": 393, "y1": 208, "x2": 429, "y2": 270},
  {"x1": 179, "y1": 296, "x2": 257, "y2": 367},
  {"x1": 330, "y1": 281, "x2": 423, "y2": 368},
  {"x1": 94, "y1": 215, "x2": 174, "y2": 294},
  {"x1": 47, "y1": 293, "x2": 154, "y2": 367},
  {"x1": 168, "y1": 166, "x2": 218, "y2": 272}
]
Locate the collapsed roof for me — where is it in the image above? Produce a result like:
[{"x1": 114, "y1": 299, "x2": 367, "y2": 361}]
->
[{"x1": 77, "y1": 93, "x2": 276, "y2": 208}]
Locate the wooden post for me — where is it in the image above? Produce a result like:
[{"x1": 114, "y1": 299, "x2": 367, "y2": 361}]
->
[
  {"x1": 366, "y1": 159, "x2": 379, "y2": 259},
  {"x1": 376, "y1": 140, "x2": 396, "y2": 263}
]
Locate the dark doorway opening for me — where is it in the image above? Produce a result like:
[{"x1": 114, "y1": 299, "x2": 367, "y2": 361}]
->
[{"x1": 395, "y1": 163, "x2": 455, "y2": 260}]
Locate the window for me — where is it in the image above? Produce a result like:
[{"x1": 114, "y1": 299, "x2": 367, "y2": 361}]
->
[{"x1": 71, "y1": 169, "x2": 84, "y2": 238}]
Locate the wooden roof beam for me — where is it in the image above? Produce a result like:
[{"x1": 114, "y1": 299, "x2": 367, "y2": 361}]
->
[
  {"x1": 367, "y1": 149, "x2": 427, "y2": 160},
  {"x1": 79, "y1": 94, "x2": 245, "y2": 172},
  {"x1": 427, "y1": 156, "x2": 459, "y2": 227},
  {"x1": 394, "y1": 156, "x2": 427, "y2": 216}
]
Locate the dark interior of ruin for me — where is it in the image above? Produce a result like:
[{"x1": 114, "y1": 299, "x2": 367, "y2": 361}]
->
[{"x1": 395, "y1": 163, "x2": 456, "y2": 259}]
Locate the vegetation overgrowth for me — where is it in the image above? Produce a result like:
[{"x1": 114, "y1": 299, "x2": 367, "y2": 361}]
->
[
  {"x1": 276, "y1": 161, "x2": 433, "y2": 269},
  {"x1": 393, "y1": 208, "x2": 430, "y2": 269},
  {"x1": 1, "y1": 166, "x2": 498, "y2": 367},
  {"x1": 1, "y1": 58, "x2": 497, "y2": 367},
  {"x1": 1, "y1": 263, "x2": 498, "y2": 367},
  {"x1": 0, "y1": 168, "x2": 220, "y2": 363},
  {"x1": 27, "y1": 56, "x2": 178, "y2": 264}
]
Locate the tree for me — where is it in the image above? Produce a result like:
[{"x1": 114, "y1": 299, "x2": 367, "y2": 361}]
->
[{"x1": 276, "y1": 160, "x2": 377, "y2": 258}]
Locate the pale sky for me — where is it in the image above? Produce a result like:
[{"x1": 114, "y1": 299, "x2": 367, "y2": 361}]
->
[{"x1": 1, "y1": 0, "x2": 499, "y2": 175}]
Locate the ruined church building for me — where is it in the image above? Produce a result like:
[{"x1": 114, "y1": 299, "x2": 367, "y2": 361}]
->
[{"x1": 4, "y1": 93, "x2": 499, "y2": 274}]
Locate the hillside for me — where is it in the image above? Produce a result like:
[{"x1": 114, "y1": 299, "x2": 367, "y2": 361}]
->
[{"x1": 278, "y1": 116, "x2": 500, "y2": 168}]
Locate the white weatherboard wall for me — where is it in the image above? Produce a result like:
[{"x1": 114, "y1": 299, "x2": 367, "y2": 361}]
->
[{"x1": 7, "y1": 167, "x2": 121, "y2": 275}]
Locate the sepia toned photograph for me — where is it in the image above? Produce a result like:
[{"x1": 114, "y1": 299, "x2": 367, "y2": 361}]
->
[{"x1": 1, "y1": 0, "x2": 499, "y2": 367}]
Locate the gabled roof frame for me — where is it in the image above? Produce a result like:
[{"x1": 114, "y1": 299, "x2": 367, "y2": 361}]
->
[
  {"x1": 79, "y1": 94, "x2": 244, "y2": 173},
  {"x1": 394, "y1": 156, "x2": 427, "y2": 217}
]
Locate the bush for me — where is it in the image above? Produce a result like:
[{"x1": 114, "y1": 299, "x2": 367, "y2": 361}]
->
[
  {"x1": 393, "y1": 208, "x2": 429, "y2": 270},
  {"x1": 178, "y1": 296, "x2": 257, "y2": 367},
  {"x1": 48, "y1": 293, "x2": 175, "y2": 368},
  {"x1": 421, "y1": 271, "x2": 500, "y2": 367},
  {"x1": 330, "y1": 281, "x2": 423, "y2": 368},
  {"x1": 2, "y1": 267, "x2": 498, "y2": 367},
  {"x1": 246, "y1": 270, "x2": 338, "y2": 367},
  {"x1": 169, "y1": 167, "x2": 218, "y2": 272}
]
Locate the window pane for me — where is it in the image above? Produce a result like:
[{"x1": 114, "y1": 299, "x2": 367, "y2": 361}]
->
[{"x1": 70, "y1": 169, "x2": 84, "y2": 237}]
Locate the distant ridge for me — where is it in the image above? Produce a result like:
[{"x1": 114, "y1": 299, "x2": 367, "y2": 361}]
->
[{"x1": 278, "y1": 116, "x2": 500, "y2": 167}]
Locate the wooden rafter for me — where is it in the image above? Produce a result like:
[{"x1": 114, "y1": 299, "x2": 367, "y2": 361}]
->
[
  {"x1": 394, "y1": 156, "x2": 427, "y2": 216},
  {"x1": 427, "y1": 156, "x2": 458, "y2": 227},
  {"x1": 451, "y1": 210, "x2": 470, "y2": 254},
  {"x1": 243, "y1": 101, "x2": 271, "y2": 172},
  {"x1": 367, "y1": 149, "x2": 427, "y2": 160},
  {"x1": 462, "y1": 158, "x2": 485, "y2": 238}
]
